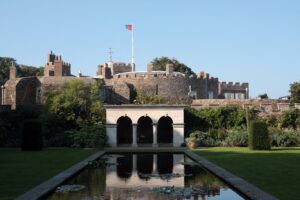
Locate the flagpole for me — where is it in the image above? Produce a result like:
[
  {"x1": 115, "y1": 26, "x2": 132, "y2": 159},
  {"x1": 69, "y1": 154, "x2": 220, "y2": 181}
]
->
[{"x1": 131, "y1": 25, "x2": 135, "y2": 72}]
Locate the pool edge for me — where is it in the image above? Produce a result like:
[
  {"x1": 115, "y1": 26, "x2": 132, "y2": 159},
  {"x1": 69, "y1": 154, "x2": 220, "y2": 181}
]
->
[
  {"x1": 185, "y1": 150, "x2": 278, "y2": 200},
  {"x1": 15, "y1": 151, "x2": 105, "y2": 200}
]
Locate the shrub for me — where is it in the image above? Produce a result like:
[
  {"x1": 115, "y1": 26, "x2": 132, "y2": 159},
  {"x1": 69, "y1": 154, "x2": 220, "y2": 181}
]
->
[
  {"x1": 67, "y1": 124, "x2": 107, "y2": 148},
  {"x1": 208, "y1": 128, "x2": 227, "y2": 141},
  {"x1": 223, "y1": 129, "x2": 248, "y2": 147},
  {"x1": 188, "y1": 130, "x2": 220, "y2": 147},
  {"x1": 280, "y1": 109, "x2": 300, "y2": 130},
  {"x1": 186, "y1": 137, "x2": 199, "y2": 149},
  {"x1": 269, "y1": 129, "x2": 300, "y2": 147},
  {"x1": 248, "y1": 120, "x2": 270, "y2": 150},
  {"x1": 21, "y1": 120, "x2": 43, "y2": 151}
]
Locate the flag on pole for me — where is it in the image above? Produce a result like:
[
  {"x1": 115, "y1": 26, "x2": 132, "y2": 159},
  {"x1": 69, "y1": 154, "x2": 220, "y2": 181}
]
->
[{"x1": 125, "y1": 24, "x2": 133, "y2": 30}]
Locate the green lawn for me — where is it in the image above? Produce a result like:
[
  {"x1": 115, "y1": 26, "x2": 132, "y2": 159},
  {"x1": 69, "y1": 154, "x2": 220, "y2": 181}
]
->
[
  {"x1": 194, "y1": 147, "x2": 300, "y2": 200},
  {"x1": 0, "y1": 148, "x2": 97, "y2": 200}
]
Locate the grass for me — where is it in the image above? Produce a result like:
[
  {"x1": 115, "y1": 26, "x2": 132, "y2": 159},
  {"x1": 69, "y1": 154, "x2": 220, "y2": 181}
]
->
[
  {"x1": 0, "y1": 148, "x2": 97, "y2": 200},
  {"x1": 194, "y1": 147, "x2": 300, "y2": 200}
]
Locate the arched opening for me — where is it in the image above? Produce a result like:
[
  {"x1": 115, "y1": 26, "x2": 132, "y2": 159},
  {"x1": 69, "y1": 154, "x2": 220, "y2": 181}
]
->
[
  {"x1": 117, "y1": 116, "x2": 132, "y2": 145},
  {"x1": 137, "y1": 154, "x2": 153, "y2": 180},
  {"x1": 137, "y1": 116, "x2": 153, "y2": 144},
  {"x1": 117, "y1": 154, "x2": 132, "y2": 180},
  {"x1": 157, "y1": 116, "x2": 173, "y2": 144},
  {"x1": 157, "y1": 153, "x2": 173, "y2": 174}
]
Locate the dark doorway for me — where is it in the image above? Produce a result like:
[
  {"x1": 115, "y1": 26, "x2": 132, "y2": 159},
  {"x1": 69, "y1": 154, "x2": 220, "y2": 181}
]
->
[
  {"x1": 157, "y1": 153, "x2": 173, "y2": 174},
  {"x1": 117, "y1": 116, "x2": 133, "y2": 145},
  {"x1": 137, "y1": 154, "x2": 153, "y2": 180},
  {"x1": 157, "y1": 116, "x2": 173, "y2": 143},
  {"x1": 137, "y1": 116, "x2": 153, "y2": 144}
]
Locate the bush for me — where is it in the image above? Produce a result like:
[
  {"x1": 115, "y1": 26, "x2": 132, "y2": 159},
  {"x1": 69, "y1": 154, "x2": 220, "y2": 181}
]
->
[
  {"x1": 269, "y1": 129, "x2": 300, "y2": 147},
  {"x1": 21, "y1": 120, "x2": 43, "y2": 151},
  {"x1": 67, "y1": 124, "x2": 107, "y2": 148},
  {"x1": 280, "y1": 109, "x2": 300, "y2": 130},
  {"x1": 188, "y1": 130, "x2": 220, "y2": 147},
  {"x1": 248, "y1": 120, "x2": 270, "y2": 150},
  {"x1": 186, "y1": 137, "x2": 199, "y2": 149},
  {"x1": 223, "y1": 129, "x2": 248, "y2": 147},
  {"x1": 208, "y1": 128, "x2": 227, "y2": 141},
  {"x1": 184, "y1": 107, "x2": 247, "y2": 135}
]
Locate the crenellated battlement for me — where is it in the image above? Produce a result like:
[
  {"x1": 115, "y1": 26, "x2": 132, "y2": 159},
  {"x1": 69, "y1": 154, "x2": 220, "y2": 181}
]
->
[
  {"x1": 220, "y1": 81, "x2": 248, "y2": 87},
  {"x1": 99, "y1": 61, "x2": 249, "y2": 102}
]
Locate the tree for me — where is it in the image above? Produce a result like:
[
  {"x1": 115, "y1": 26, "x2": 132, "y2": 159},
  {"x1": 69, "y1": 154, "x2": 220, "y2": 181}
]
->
[
  {"x1": 0, "y1": 57, "x2": 15, "y2": 81},
  {"x1": 44, "y1": 79, "x2": 105, "y2": 129},
  {"x1": 0, "y1": 57, "x2": 44, "y2": 81},
  {"x1": 18, "y1": 65, "x2": 44, "y2": 77},
  {"x1": 290, "y1": 82, "x2": 300, "y2": 103},
  {"x1": 151, "y1": 57, "x2": 195, "y2": 75}
]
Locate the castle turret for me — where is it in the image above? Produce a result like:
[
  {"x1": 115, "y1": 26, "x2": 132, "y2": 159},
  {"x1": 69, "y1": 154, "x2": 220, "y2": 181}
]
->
[{"x1": 166, "y1": 63, "x2": 174, "y2": 75}]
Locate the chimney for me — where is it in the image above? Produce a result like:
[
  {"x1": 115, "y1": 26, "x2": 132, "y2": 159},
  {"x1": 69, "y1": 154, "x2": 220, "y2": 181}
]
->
[
  {"x1": 166, "y1": 63, "x2": 174, "y2": 75},
  {"x1": 9, "y1": 61, "x2": 16, "y2": 80}
]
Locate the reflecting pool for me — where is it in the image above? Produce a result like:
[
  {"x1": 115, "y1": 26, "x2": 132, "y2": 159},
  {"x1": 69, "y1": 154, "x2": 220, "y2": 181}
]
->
[{"x1": 45, "y1": 153, "x2": 246, "y2": 200}]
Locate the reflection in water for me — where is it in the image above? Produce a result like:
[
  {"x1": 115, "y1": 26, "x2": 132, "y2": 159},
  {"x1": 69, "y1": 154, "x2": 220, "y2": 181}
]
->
[
  {"x1": 46, "y1": 153, "x2": 245, "y2": 200},
  {"x1": 157, "y1": 153, "x2": 173, "y2": 174},
  {"x1": 116, "y1": 154, "x2": 132, "y2": 180},
  {"x1": 137, "y1": 154, "x2": 153, "y2": 180}
]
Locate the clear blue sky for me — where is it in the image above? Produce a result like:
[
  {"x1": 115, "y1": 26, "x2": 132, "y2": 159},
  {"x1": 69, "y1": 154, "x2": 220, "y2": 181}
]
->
[{"x1": 1, "y1": 0, "x2": 299, "y2": 98}]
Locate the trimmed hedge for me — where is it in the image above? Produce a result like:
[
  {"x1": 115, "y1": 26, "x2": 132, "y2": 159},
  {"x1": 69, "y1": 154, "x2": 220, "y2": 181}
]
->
[
  {"x1": 248, "y1": 120, "x2": 270, "y2": 150},
  {"x1": 21, "y1": 120, "x2": 43, "y2": 151}
]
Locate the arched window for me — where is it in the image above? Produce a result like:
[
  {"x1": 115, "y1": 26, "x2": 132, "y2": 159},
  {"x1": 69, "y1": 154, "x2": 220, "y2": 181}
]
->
[
  {"x1": 157, "y1": 116, "x2": 173, "y2": 144},
  {"x1": 137, "y1": 116, "x2": 153, "y2": 144},
  {"x1": 117, "y1": 116, "x2": 133, "y2": 145}
]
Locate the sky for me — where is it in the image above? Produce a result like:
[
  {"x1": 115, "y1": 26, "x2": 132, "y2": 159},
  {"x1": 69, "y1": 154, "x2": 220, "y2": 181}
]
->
[{"x1": 0, "y1": 0, "x2": 299, "y2": 98}]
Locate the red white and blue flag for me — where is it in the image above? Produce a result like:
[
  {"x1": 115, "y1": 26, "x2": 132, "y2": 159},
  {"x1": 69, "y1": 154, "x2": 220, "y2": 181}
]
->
[{"x1": 125, "y1": 24, "x2": 133, "y2": 30}]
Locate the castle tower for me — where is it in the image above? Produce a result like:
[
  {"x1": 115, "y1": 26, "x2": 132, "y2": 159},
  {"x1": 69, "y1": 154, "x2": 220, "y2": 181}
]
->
[
  {"x1": 44, "y1": 51, "x2": 71, "y2": 77},
  {"x1": 166, "y1": 63, "x2": 174, "y2": 75}
]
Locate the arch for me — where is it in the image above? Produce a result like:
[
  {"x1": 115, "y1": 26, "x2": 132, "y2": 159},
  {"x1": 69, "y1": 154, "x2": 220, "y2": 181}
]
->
[
  {"x1": 157, "y1": 116, "x2": 173, "y2": 144},
  {"x1": 117, "y1": 154, "x2": 132, "y2": 180},
  {"x1": 117, "y1": 116, "x2": 133, "y2": 145},
  {"x1": 137, "y1": 154, "x2": 153, "y2": 180},
  {"x1": 137, "y1": 116, "x2": 153, "y2": 144}
]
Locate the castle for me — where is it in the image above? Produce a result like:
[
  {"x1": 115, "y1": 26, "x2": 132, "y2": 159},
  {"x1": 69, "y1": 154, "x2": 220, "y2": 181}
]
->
[
  {"x1": 97, "y1": 60, "x2": 249, "y2": 103},
  {"x1": 0, "y1": 52, "x2": 249, "y2": 109}
]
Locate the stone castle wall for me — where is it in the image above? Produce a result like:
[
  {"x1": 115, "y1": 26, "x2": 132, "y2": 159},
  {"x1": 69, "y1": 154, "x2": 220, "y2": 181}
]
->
[
  {"x1": 219, "y1": 82, "x2": 249, "y2": 99},
  {"x1": 191, "y1": 99, "x2": 295, "y2": 115},
  {"x1": 105, "y1": 70, "x2": 221, "y2": 103}
]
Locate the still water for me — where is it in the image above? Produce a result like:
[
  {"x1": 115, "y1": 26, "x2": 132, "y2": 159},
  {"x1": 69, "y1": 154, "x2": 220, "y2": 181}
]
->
[{"x1": 46, "y1": 153, "x2": 246, "y2": 200}]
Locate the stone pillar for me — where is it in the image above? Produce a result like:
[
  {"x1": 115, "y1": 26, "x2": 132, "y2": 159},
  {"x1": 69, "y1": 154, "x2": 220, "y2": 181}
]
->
[
  {"x1": 1, "y1": 85, "x2": 5, "y2": 105},
  {"x1": 153, "y1": 124, "x2": 158, "y2": 147},
  {"x1": 132, "y1": 124, "x2": 137, "y2": 147},
  {"x1": 106, "y1": 124, "x2": 117, "y2": 147}
]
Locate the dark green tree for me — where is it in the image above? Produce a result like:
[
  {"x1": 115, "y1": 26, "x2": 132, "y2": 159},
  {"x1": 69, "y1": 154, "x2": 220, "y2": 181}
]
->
[
  {"x1": 151, "y1": 57, "x2": 195, "y2": 75},
  {"x1": 290, "y1": 82, "x2": 300, "y2": 103},
  {"x1": 0, "y1": 57, "x2": 15, "y2": 81},
  {"x1": 18, "y1": 65, "x2": 44, "y2": 77},
  {"x1": 44, "y1": 79, "x2": 105, "y2": 129},
  {"x1": 0, "y1": 57, "x2": 44, "y2": 81}
]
